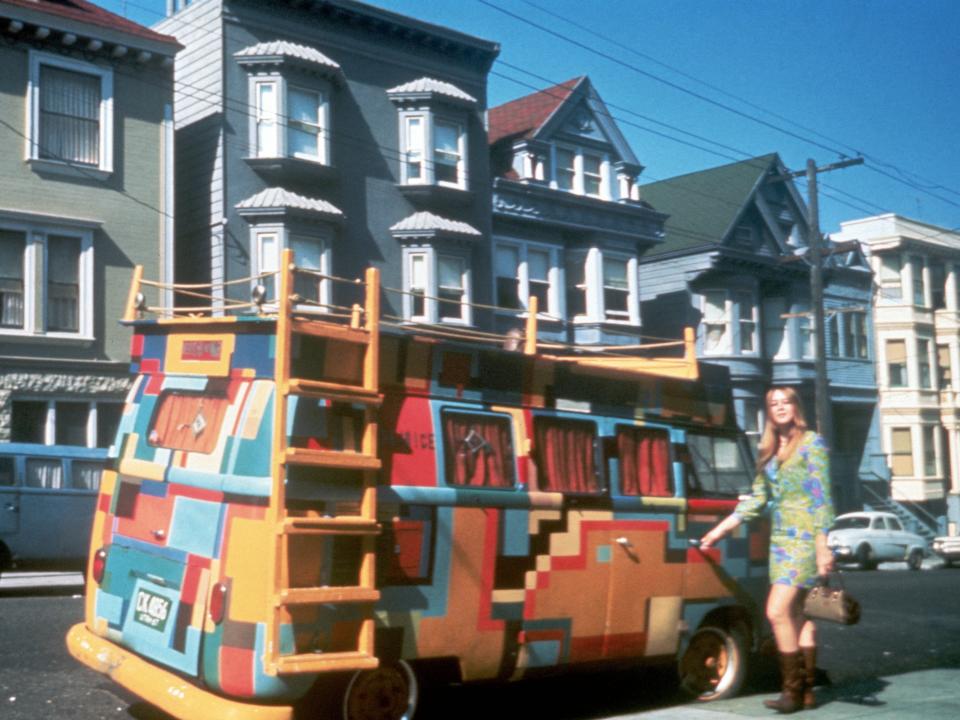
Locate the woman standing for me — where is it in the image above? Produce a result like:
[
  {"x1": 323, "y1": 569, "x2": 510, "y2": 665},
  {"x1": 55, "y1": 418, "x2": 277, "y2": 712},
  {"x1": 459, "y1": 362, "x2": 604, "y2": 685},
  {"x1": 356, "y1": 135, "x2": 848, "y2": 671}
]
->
[{"x1": 700, "y1": 387, "x2": 835, "y2": 714}]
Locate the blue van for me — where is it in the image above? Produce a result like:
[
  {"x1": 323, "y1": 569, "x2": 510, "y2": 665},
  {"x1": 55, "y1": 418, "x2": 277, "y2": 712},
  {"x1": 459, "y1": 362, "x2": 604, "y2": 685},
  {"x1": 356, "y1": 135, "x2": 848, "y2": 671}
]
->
[{"x1": 0, "y1": 443, "x2": 107, "y2": 574}]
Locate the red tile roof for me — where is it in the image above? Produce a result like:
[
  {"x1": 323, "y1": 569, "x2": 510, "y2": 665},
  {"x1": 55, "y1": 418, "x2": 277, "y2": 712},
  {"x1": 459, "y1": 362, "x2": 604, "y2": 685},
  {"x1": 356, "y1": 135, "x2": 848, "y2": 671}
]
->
[
  {"x1": 0, "y1": 0, "x2": 179, "y2": 47},
  {"x1": 488, "y1": 76, "x2": 584, "y2": 146}
]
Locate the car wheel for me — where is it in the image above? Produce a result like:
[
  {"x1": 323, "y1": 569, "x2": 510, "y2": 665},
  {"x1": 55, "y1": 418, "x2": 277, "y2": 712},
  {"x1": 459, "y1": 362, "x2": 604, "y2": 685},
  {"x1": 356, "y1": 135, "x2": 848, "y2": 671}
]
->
[
  {"x1": 906, "y1": 549, "x2": 923, "y2": 571},
  {"x1": 856, "y1": 544, "x2": 876, "y2": 570},
  {"x1": 678, "y1": 623, "x2": 748, "y2": 702},
  {"x1": 342, "y1": 660, "x2": 418, "y2": 720}
]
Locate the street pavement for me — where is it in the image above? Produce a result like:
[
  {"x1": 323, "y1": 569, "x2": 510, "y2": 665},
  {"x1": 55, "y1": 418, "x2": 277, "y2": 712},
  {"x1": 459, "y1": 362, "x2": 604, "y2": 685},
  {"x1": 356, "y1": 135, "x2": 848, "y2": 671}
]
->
[
  {"x1": 614, "y1": 667, "x2": 960, "y2": 719},
  {"x1": 0, "y1": 570, "x2": 83, "y2": 590}
]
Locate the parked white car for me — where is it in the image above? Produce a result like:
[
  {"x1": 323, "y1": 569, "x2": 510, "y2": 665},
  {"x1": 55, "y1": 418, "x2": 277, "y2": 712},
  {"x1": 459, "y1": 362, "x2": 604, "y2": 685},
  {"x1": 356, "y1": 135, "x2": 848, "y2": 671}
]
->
[
  {"x1": 827, "y1": 511, "x2": 927, "y2": 570},
  {"x1": 931, "y1": 535, "x2": 960, "y2": 567}
]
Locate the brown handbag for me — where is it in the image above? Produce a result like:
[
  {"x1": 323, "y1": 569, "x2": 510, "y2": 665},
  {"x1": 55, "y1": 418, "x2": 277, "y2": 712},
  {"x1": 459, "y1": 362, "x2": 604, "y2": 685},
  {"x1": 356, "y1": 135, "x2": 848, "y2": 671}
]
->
[{"x1": 803, "y1": 572, "x2": 861, "y2": 625}]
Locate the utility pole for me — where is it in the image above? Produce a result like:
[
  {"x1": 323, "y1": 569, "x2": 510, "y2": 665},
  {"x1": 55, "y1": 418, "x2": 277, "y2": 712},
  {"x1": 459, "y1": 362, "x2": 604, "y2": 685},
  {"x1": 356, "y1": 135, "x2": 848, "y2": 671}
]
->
[{"x1": 775, "y1": 157, "x2": 863, "y2": 448}]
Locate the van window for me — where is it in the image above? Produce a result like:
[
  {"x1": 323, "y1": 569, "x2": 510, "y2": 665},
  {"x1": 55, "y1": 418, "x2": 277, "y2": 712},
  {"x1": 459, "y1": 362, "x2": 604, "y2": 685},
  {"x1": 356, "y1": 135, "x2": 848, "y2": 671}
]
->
[
  {"x1": 617, "y1": 426, "x2": 672, "y2": 497},
  {"x1": 148, "y1": 392, "x2": 229, "y2": 453},
  {"x1": 25, "y1": 458, "x2": 63, "y2": 489},
  {"x1": 685, "y1": 433, "x2": 753, "y2": 497},
  {"x1": 72, "y1": 461, "x2": 104, "y2": 491},
  {"x1": 534, "y1": 417, "x2": 600, "y2": 493},
  {"x1": 0, "y1": 457, "x2": 14, "y2": 485},
  {"x1": 442, "y1": 411, "x2": 515, "y2": 488}
]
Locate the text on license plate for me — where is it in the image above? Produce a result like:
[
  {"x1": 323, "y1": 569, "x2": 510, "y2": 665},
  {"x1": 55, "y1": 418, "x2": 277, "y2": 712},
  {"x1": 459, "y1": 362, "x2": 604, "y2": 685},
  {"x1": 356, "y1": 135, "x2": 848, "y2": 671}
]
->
[{"x1": 134, "y1": 589, "x2": 172, "y2": 632}]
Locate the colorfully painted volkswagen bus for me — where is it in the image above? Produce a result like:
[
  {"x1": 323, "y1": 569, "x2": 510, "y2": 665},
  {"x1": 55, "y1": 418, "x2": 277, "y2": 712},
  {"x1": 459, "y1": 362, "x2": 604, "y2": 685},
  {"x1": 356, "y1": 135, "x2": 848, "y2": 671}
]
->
[{"x1": 67, "y1": 252, "x2": 770, "y2": 720}]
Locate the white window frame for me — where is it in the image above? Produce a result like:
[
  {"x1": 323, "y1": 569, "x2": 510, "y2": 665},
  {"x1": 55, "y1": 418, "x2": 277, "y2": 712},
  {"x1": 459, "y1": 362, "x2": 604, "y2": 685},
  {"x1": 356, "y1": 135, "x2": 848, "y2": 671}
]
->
[
  {"x1": 796, "y1": 303, "x2": 814, "y2": 360},
  {"x1": 401, "y1": 247, "x2": 472, "y2": 325},
  {"x1": 734, "y1": 290, "x2": 759, "y2": 355},
  {"x1": 398, "y1": 111, "x2": 468, "y2": 189},
  {"x1": 762, "y1": 296, "x2": 790, "y2": 360},
  {"x1": 26, "y1": 51, "x2": 114, "y2": 174},
  {"x1": 248, "y1": 73, "x2": 331, "y2": 165},
  {"x1": 885, "y1": 338, "x2": 908, "y2": 388},
  {"x1": 572, "y1": 249, "x2": 639, "y2": 325},
  {"x1": 702, "y1": 290, "x2": 731, "y2": 355},
  {"x1": 842, "y1": 311, "x2": 869, "y2": 359},
  {"x1": 0, "y1": 218, "x2": 94, "y2": 340},
  {"x1": 878, "y1": 253, "x2": 902, "y2": 303},
  {"x1": 922, "y1": 424, "x2": 938, "y2": 477},
  {"x1": 918, "y1": 338, "x2": 933, "y2": 389},
  {"x1": 10, "y1": 397, "x2": 122, "y2": 448},
  {"x1": 551, "y1": 144, "x2": 611, "y2": 199},
  {"x1": 494, "y1": 239, "x2": 562, "y2": 318},
  {"x1": 250, "y1": 224, "x2": 332, "y2": 312}
]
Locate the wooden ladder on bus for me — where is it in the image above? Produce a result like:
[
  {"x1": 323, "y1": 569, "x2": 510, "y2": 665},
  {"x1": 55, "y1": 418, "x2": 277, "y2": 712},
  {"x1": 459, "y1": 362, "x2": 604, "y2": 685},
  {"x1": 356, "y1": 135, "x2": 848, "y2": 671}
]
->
[{"x1": 264, "y1": 249, "x2": 381, "y2": 676}]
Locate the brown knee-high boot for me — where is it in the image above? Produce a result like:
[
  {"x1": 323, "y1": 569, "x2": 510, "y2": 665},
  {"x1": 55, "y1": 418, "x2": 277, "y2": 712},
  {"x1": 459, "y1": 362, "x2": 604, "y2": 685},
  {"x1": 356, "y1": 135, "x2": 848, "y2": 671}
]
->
[
  {"x1": 763, "y1": 651, "x2": 803, "y2": 714},
  {"x1": 800, "y1": 646, "x2": 817, "y2": 709}
]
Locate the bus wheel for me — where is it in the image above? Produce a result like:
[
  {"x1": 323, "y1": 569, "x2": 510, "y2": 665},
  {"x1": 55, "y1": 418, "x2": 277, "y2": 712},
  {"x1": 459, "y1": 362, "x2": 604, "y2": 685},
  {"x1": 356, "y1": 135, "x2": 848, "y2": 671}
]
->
[
  {"x1": 678, "y1": 624, "x2": 747, "y2": 702},
  {"x1": 343, "y1": 660, "x2": 418, "y2": 720}
]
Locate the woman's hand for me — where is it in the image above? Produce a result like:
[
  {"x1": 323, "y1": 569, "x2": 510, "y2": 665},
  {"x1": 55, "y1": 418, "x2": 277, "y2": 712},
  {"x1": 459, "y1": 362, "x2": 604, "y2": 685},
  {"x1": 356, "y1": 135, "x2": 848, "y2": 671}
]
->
[
  {"x1": 700, "y1": 527, "x2": 724, "y2": 550},
  {"x1": 816, "y1": 538, "x2": 835, "y2": 575}
]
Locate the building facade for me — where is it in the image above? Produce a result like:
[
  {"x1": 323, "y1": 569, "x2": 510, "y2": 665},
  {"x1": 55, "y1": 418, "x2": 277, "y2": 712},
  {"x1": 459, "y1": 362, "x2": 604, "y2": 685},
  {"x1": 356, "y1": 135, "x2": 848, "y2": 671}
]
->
[
  {"x1": 156, "y1": 0, "x2": 499, "y2": 326},
  {"x1": 487, "y1": 77, "x2": 667, "y2": 346},
  {"x1": 834, "y1": 214, "x2": 960, "y2": 533},
  {"x1": 0, "y1": 1, "x2": 178, "y2": 452},
  {"x1": 638, "y1": 155, "x2": 882, "y2": 513}
]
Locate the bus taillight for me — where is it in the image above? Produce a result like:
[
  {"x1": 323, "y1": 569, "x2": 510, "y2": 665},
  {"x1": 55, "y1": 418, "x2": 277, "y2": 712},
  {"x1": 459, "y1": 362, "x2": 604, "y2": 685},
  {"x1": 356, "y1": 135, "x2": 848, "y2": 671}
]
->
[
  {"x1": 92, "y1": 548, "x2": 107, "y2": 584},
  {"x1": 209, "y1": 583, "x2": 227, "y2": 624}
]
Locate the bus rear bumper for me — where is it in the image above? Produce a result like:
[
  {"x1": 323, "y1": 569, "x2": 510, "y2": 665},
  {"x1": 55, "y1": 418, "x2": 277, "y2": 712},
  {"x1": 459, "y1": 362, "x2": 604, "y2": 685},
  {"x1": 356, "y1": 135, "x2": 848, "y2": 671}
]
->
[{"x1": 66, "y1": 623, "x2": 294, "y2": 720}]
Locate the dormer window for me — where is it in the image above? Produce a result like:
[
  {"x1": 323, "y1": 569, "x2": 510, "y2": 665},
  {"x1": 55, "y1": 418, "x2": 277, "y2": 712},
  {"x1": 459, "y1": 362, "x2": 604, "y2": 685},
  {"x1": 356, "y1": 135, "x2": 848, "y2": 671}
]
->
[
  {"x1": 388, "y1": 78, "x2": 477, "y2": 191},
  {"x1": 236, "y1": 41, "x2": 341, "y2": 167},
  {"x1": 552, "y1": 145, "x2": 609, "y2": 199}
]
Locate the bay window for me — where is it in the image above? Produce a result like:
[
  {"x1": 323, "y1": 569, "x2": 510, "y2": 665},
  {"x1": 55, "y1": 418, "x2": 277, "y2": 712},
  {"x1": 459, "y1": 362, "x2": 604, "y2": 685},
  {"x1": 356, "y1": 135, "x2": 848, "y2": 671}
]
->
[
  {"x1": 566, "y1": 249, "x2": 638, "y2": 324},
  {"x1": 401, "y1": 247, "x2": 472, "y2": 325},
  {"x1": 494, "y1": 241, "x2": 559, "y2": 317},
  {"x1": 27, "y1": 52, "x2": 113, "y2": 173},
  {"x1": 399, "y1": 112, "x2": 466, "y2": 188},
  {"x1": 251, "y1": 76, "x2": 330, "y2": 164}
]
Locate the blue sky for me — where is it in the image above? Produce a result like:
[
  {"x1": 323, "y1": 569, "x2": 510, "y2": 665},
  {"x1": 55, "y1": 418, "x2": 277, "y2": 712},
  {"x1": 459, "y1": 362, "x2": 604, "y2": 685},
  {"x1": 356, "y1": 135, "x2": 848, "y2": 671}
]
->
[{"x1": 95, "y1": 0, "x2": 960, "y2": 237}]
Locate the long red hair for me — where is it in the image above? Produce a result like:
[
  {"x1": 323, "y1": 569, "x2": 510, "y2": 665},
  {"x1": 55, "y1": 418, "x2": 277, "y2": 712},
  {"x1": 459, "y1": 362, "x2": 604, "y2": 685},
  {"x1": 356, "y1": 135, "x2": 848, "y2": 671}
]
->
[{"x1": 755, "y1": 386, "x2": 808, "y2": 471}]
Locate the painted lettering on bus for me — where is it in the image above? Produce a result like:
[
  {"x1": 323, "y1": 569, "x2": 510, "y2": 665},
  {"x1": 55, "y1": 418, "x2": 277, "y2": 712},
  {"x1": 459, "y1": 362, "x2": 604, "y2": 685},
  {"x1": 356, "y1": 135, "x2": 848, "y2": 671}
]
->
[{"x1": 181, "y1": 340, "x2": 222, "y2": 362}]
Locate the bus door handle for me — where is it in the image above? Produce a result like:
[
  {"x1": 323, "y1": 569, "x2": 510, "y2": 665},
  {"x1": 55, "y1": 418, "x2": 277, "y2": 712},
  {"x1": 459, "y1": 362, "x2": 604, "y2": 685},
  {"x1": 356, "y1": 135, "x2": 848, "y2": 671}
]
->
[
  {"x1": 4, "y1": 502, "x2": 17, "y2": 513},
  {"x1": 616, "y1": 536, "x2": 640, "y2": 563}
]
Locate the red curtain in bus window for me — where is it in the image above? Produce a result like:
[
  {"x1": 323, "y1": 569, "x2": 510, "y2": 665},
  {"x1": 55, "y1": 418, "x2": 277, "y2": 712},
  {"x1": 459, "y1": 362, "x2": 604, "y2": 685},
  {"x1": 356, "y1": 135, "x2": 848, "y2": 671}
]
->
[
  {"x1": 534, "y1": 418, "x2": 598, "y2": 493},
  {"x1": 442, "y1": 412, "x2": 515, "y2": 488},
  {"x1": 149, "y1": 392, "x2": 229, "y2": 453},
  {"x1": 618, "y1": 427, "x2": 672, "y2": 497}
]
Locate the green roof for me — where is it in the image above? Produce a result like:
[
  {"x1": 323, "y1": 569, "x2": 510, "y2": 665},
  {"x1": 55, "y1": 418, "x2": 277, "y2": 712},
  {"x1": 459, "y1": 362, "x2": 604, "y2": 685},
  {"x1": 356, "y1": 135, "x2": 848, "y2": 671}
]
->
[{"x1": 640, "y1": 154, "x2": 780, "y2": 258}]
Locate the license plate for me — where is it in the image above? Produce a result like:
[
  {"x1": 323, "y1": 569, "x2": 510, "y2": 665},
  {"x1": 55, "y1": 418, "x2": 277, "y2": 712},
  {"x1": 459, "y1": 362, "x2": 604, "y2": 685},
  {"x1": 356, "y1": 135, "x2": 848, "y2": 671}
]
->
[{"x1": 133, "y1": 589, "x2": 172, "y2": 632}]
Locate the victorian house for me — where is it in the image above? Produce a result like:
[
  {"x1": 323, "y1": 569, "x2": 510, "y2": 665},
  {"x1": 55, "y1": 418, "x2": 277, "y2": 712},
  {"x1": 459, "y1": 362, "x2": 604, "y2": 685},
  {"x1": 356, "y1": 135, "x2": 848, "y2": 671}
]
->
[
  {"x1": 156, "y1": 0, "x2": 498, "y2": 326},
  {"x1": 834, "y1": 214, "x2": 960, "y2": 534},
  {"x1": 487, "y1": 77, "x2": 667, "y2": 346},
  {"x1": 0, "y1": 1, "x2": 178, "y2": 456},
  {"x1": 638, "y1": 154, "x2": 882, "y2": 512}
]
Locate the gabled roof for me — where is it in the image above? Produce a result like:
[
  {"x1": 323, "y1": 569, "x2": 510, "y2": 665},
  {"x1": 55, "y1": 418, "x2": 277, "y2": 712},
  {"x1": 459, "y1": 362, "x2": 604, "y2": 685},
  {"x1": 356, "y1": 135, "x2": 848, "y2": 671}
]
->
[
  {"x1": 387, "y1": 77, "x2": 477, "y2": 105},
  {"x1": 234, "y1": 40, "x2": 340, "y2": 72},
  {"x1": 639, "y1": 154, "x2": 783, "y2": 258},
  {"x1": 0, "y1": 0, "x2": 179, "y2": 50},
  {"x1": 488, "y1": 76, "x2": 583, "y2": 145},
  {"x1": 390, "y1": 211, "x2": 481, "y2": 239},
  {"x1": 235, "y1": 188, "x2": 343, "y2": 219}
]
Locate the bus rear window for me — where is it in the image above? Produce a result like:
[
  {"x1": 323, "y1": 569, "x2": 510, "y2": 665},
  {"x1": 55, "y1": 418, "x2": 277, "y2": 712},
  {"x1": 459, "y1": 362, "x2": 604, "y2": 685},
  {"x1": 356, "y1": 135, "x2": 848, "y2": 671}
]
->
[
  {"x1": 617, "y1": 426, "x2": 672, "y2": 497},
  {"x1": 442, "y1": 411, "x2": 515, "y2": 488},
  {"x1": 534, "y1": 417, "x2": 600, "y2": 494},
  {"x1": 148, "y1": 392, "x2": 229, "y2": 453}
]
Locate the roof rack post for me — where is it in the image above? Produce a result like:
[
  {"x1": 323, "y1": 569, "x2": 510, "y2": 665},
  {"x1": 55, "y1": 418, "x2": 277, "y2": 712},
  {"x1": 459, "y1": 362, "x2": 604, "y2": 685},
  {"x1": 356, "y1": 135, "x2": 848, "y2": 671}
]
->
[
  {"x1": 524, "y1": 295, "x2": 538, "y2": 355},
  {"x1": 123, "y1": 265, "x2": 144, "y2": 321}
]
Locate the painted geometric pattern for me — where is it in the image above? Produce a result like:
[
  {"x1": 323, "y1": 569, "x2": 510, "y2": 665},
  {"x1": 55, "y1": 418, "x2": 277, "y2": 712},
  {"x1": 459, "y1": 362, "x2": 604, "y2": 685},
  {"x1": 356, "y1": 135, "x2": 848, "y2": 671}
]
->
[{"x1": 88, "y1": 325, "x2": 767, "y2": 703}]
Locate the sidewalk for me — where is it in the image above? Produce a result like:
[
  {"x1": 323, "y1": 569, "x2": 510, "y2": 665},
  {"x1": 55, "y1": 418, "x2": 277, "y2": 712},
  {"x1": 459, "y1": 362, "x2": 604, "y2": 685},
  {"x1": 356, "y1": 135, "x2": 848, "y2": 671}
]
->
[{"x1": 616, "y1": 668, "x2": 960, "y2": 720}]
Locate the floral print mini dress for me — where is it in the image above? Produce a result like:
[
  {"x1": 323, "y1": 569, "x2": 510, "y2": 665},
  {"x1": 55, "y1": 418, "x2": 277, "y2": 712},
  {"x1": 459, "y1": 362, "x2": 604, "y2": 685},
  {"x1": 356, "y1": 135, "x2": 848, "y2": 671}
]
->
[{"x1": 734, "y1": 431, "x2": 835, "y2": 588}]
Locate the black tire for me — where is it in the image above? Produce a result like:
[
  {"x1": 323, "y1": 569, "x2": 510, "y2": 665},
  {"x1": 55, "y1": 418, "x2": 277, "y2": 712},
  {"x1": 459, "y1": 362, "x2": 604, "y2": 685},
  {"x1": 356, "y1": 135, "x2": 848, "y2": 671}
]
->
[
  {"x1": 856, "y1": 544, "x2": 876, "y2": 570},
  {"x1": 678, "y1": 623, "x2": 748, "y2": 702},
  {"x1": 342, "y1": 660, "x2": 418, "y2": 720},
  {"x1": 907, "y1": 549, "x2": 923, "y2": 571}
]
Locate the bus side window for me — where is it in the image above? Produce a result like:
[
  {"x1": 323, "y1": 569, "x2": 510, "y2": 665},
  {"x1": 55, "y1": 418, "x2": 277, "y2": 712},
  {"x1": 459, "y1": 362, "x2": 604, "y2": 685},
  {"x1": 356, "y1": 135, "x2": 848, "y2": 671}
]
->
[
  {"x1": 685, "y1": 433, "x2": 752, "y2": 498},
  {"x1": 532, "y1": 417, "x2": 601, "y2": 494},
  {"x1": 615, "y1": 426, "x2": 672, "y2": 497},
  {"x1": 441, "y1": 411, "x2": 515, "y2": 488},
  {"x1": 71, "y1": 461, "x2": 104, "y2": 491},
  {"x1": 25, "y1": 458, "x2": 63, "y2": 489},
  {"x1": 0, "y1": 457, "x2": 14, "y2": 485}
]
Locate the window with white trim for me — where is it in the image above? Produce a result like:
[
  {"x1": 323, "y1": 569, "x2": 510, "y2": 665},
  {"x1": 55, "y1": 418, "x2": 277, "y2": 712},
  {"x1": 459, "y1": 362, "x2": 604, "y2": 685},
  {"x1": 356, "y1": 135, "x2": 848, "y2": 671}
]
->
[
  {"x1": 886, "y1": 339, "x2": 907, "y2": 387},
  {"x1": 399, "y1": 112, "x2": 467, "y2": 189},
  {"x1": 0, "y1": 222, "x2": 93, "y2": 338},
  {"x1": 567, "y1": 249, "x2": 638, "y2": 324},
  {"x1": 27, "y1": 51, "x2": 113, "y2": 173},
  {"x1": 252, "y1": 226, "x2": 331, "y2": 311},
  {"x1": 494, "y1": 241, "x2": 560, "y2": 317},
  {"x1": 890, "y1": 427, "x2": 913, "y2": 477},
  {"x1": 842, "y1": 311, "x2": 869, "y2": 359},
  {"x1": 918, "y1": 338, "x2": 932, "y2": 389},
  {"x1": 922, "y1": 424, "x2": 938, "y2": 476},
  {"x1": 703, "y1": 291, "x2": 729, "y2": 354},
  {"x1": 251, "y1": 75, "x2": 330, "y2": 164},
  {"x1": 734, "y1": 290, "x2": 757, "y2": 353},
  {"x1": 878, "y1": 253, "x2": 902, "y2": 302},
  {"x1": 552, "y1": 145, "x2": 609, "y2": 199},
  {"x1": 11, "y1": 398, "x2": 122, "y2": 448},
  {"x1": 402, "y1": 248, "x2": 472, "y2": 324},
  {"x1": 740, "y1": 398, "x2": 762, "y2": 450},
  {"x1": 911, "y1": 255, "x2": 925, "y2": 307},
  {"x1": 797, "y1": 303, "x2": 814, "y2": 359}
]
